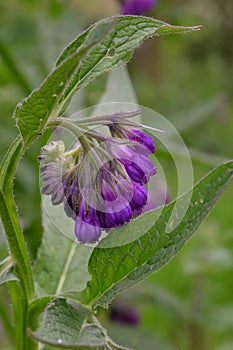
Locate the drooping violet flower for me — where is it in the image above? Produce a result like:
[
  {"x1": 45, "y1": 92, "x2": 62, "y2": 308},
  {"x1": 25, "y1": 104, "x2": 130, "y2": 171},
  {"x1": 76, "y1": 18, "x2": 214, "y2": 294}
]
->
[
  {"x1": 120, "y1": 0, "x2": 156, "y2": 15},
  {"x1": 120, "y1": 153, "x2": 157, "y2": 184},
  {"x1": 75, "y1": 201, "x2": 101, "y2": 244},
  {"x1": 38, "y1": 110, "x2": 161, "y2": 244},
  {"x1": 110, "y1": 302, "x2": 140, "y2": 325},
  {"x1": 109, "y1": 126, "x2": 156, "y2": 184},
  {"x1": 129, "y1": 181, "x2": 148, "y2": 213},
  {"x1": 97, "y1": 179, "x2": 133, "y2": 230},
  {"x1": 134, "y1": 179, "x2": 170, "y2": 217},
  {"x1": 125, "y1": 129, "x2": 156, "y2": 154}
]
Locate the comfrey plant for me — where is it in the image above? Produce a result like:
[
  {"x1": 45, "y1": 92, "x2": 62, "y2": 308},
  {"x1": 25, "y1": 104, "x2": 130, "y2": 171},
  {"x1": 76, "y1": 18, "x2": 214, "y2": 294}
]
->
[
  {"x1": 38, "y1": 111, "x2": 159, "y2": 244},
  {"x1": 0, "y1": 14, "x2": 232, "y2": 350}
]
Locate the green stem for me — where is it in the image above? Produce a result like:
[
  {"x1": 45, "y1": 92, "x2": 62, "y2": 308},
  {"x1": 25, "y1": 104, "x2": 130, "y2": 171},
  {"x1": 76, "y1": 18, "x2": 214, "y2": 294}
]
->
[
  {"x1": 0, "y1": 192, "x2": 34, "y2": 300},
  {"x1": 0, "y1": 136, "x2": 36, "y2": 349},
  {"x1": 8, "y1": 282, "x2": 38, "y2": 350},
  {"x1": 47, "y1": 118, "x2": 92, "y2": 152},
  {"x1": 0, "y1": 136, "x2": 34, "y2": 300},
  {"x1": 8, "y1": 282, "x2": 27, "y2": 349},
  {"x1": 71, "y1": 109, "x2": 142, "y2": 124}
]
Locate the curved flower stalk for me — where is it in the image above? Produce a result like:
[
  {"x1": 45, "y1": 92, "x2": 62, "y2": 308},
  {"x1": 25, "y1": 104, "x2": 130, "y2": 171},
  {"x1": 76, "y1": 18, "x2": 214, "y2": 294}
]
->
[{"x1": 38, "y1": 110, "x2": 163, "y2": 244}]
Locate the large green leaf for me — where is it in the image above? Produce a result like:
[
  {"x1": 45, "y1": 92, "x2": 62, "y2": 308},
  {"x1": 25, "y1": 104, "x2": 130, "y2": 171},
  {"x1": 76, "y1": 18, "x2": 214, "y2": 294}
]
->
[
  {"x1": 67, "y1": 161, "x2": 233, "y2": 308},
  {"x1": 33, "y1": 200, "x2": 93, "y2": 296},
  {"x1": 29, "y1": 298, "x2": 104, "y2": 348},
  {"x1": 14, "y1": 16, "x2": 200, "y2": 145},
  {"x1": 28, "y1": 298, "x2": 130, "y2": 349},
  {"x1": 56, "y1": 16, "x2": 200, "y2": 65}
]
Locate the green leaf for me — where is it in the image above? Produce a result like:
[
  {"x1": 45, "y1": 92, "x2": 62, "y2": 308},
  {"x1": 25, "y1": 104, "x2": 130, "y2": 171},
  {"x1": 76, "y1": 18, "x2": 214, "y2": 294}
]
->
[
  {"x1": 7, "y1": 281, "x2": 34, "y2": 350},
  {"x1": 14, "y1": 16, "x2": 200, "y2": 145},
  {"x1": 68, "y1": 161, "x2": 233, "y2": 308},
  {"x1": 41, "y1": 341, "x2": 130, "y2": 350},
  {"x1": 33, "y1": 200, "x2": 93, "y2": 296},
  {"x1": 28, "y1": 298, "x2": 131, "y2": 349},
  {"x1": 28, "y1": 297, "x2": 129, "y2": 349},
  {"x1": 57, "y1": 16, "x2": 200, "y2": 65}
]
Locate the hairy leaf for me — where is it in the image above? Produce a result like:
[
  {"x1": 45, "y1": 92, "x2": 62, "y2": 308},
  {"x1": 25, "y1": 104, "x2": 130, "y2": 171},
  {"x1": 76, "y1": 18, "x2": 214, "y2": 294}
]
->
[
  {"x1": 67, "y1": 161, "x2": 233, "y2": 308},
  {"x1": 28, "y1": 298, "x2": 130, "y2": 349},
  {"x1": 14, "y1": 16, "x2": 200, "y2": 145}
]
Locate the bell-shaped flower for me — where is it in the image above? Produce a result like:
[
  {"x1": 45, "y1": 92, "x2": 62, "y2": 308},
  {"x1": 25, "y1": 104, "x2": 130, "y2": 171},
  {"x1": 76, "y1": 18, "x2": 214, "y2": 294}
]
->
[{"x1": 75, "y1": 200, "x2": 101, "y2": 244}]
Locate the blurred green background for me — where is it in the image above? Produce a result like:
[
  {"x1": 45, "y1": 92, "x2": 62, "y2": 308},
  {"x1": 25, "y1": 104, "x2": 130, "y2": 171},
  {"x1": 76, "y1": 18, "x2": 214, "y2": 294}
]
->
[{"x1": 0, "y1": 0, "x2": 232, "y2": 349}]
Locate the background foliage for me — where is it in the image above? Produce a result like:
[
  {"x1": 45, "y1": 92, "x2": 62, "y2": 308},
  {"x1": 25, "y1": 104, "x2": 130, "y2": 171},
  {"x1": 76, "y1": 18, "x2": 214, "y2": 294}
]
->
[{"x1": 0, "y1": 1, "x2": 232, "y2": 349}]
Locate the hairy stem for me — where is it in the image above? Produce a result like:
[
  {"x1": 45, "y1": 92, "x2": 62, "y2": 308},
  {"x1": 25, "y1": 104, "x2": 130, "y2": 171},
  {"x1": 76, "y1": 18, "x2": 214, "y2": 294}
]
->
[
  {"x1": 0, "y1": 136, "x2": 34, "y2": 300},
  {"x1": 0, "y1": 136, "x2": 36, "y2": 349}
]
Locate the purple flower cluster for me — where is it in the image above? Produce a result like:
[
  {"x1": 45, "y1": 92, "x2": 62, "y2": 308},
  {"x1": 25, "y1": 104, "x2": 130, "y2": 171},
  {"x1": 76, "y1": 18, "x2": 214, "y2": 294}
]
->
[
  {"x1": 120, "y1": 0, "x2": 156, "y2": 15},
  {"x1": 39, "y1": 116, "x2": 157, "y2": 244}
]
